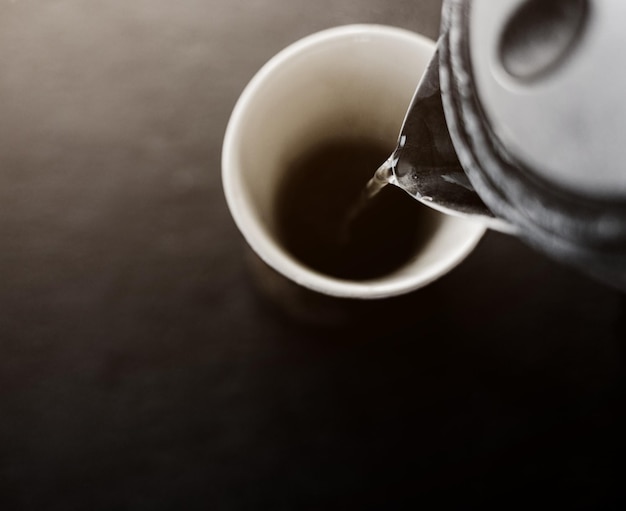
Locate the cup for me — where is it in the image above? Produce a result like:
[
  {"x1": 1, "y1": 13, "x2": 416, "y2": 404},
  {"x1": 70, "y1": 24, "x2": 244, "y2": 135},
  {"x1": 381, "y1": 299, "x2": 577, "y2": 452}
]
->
[{"x1": 222, "y1": 24, "x2": 485, "y2": 301}]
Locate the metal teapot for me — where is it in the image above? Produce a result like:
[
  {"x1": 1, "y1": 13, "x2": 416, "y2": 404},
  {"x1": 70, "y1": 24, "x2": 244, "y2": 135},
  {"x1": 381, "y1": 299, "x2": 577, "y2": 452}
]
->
[{"x1": 392, "y1": 0, "x2": 626, "y2": 290}]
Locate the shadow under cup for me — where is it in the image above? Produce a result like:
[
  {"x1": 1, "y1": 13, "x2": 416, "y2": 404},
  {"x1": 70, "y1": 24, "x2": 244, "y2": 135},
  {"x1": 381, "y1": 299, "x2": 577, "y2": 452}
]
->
[{"x1": 223, "y1": 25, "x2": 485, "y2": 300}]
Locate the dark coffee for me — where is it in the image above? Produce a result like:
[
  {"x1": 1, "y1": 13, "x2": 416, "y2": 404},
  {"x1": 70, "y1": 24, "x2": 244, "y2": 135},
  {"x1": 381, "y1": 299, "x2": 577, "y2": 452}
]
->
[{"x1": 275, "y1": 138, "x2": 433, "y2": 280}]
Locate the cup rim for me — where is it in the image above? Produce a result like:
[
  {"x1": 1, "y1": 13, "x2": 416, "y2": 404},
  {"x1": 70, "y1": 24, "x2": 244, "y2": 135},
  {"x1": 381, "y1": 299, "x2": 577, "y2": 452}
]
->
[{"x1": 222, "y1": 24, "x2": 486, "y2": 299}]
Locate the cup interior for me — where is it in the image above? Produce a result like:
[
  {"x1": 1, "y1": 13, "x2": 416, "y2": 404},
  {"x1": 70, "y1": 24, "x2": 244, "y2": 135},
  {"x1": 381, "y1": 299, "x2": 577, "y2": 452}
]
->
[{"x1": 223, "y1": 25, "x2": 485, "y2": 298}]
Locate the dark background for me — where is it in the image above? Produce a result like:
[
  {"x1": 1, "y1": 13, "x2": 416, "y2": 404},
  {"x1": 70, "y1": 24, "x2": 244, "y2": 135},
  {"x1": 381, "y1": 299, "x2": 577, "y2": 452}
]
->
[{"x1": 0, "y1": 1, "x2": 624, "y2": 509}]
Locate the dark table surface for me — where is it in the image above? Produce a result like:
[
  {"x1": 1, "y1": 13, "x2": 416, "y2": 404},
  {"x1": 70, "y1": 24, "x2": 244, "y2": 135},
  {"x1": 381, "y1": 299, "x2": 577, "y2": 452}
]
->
[{"x1": 1, "y1": 1, "x2": 624, "y2": 509}]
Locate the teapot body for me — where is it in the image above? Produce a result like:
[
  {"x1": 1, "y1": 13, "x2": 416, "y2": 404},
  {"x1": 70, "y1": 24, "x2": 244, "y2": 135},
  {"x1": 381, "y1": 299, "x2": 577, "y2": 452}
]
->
[{"x1": 436, "y1": 0, "x2": 626, "y2": 289}]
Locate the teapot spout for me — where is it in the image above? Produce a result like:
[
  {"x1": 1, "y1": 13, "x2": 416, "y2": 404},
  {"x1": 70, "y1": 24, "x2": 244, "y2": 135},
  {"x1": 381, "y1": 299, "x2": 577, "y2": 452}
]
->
[{"x1": 391, "y1": 43, "x2": 510, "y2": 232}]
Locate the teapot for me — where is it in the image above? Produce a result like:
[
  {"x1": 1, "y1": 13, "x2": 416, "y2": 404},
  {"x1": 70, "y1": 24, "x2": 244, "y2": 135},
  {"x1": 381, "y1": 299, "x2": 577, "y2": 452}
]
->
[{"x1": 393, "y1": 0, "x2": 626, "y2": 290}]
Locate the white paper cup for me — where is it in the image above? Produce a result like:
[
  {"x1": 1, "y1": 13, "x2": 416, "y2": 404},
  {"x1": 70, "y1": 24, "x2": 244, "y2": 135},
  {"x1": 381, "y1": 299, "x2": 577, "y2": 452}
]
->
[{"x1": 222, "y1": 24, "x2": 485, "y2": 300}]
